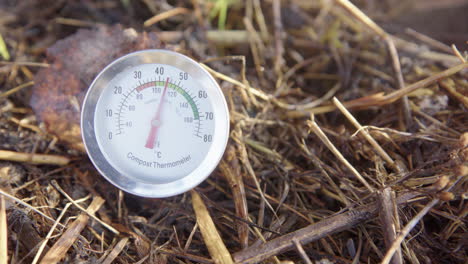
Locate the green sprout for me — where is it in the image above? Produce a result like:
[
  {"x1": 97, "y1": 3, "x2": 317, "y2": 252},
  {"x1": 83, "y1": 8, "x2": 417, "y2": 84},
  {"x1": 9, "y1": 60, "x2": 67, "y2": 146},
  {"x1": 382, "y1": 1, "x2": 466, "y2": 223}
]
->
[
  {"x1": 208, "y1": 0, "x2": 237, "y2": 30},
  {"x1": 0, "y1": 33, "x2": 10, "y2": 60}
]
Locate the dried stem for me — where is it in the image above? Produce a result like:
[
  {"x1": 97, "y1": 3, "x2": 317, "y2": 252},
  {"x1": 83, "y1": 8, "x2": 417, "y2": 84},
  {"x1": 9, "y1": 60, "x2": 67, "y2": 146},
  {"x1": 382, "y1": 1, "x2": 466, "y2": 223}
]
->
[
  {"x1": 380, "y1": 198, "x2": 439, "y2": 264},
  {"x1": 0, "y1": 189, "x2": 64, "y2": 227},
  {"x1": 292, "y1": 239, "x2": 313, "y2": 264},
  {"x1": 378, "y1": 188, "x2": 402, "y2": 264},
  {"x1": 144, "y1": 7, "x2": 190, "y2": 26},
  {"x1": 380, "y1": 176, "x2": 462, "y2": 264},
  {"x1": 51, "y1": 180, "x2": 118, "y2": 234},
  {"x1": 191, "y1": 190, "x2": 234, "y2": 264},
  {"x1": 307, "y1": 115, "x2": 375, "y2": 192},
  {"x1": 272, "y1": 0, "x2": 284, "y2": 77},
  {"x1": 0, "y1": 81, "x2": 34, "y2": 98},
  {"x1": 220, "y1": 146, "x2": 249, "y2": 248},
  {"x1": 40, "y1": 196, "x2": 104, "y2": 264},
  {"x1": 101, "y1": 237, "x2": 129, "y2": 264},
  {"x1": 333, "y1": 97, "x2": 402, "y2": 173},
  {"x1": 293, "y1": 62, "x2": 468, "y2": 116},
  {"x1": 32, "y1": 203, "x2": 72, "y2": 264},
  {"x1": 405, "y1": 28, "x2": 452, "y2": 54},
  {"x1": 233, "y1": 192, "x2": 419, "y2": 264},
  {"x1": 451, "y1": 44, "x2": 466, "y2": 63},
  {"x1": 0, "y1": 150, "x2": 70, "y2": 166},
  {"x1": 0, "y1": 196, "x2": 7, "y2": 264},
  {"x1": 334, "y1": 0, "x2": 411, "y2": 127}
]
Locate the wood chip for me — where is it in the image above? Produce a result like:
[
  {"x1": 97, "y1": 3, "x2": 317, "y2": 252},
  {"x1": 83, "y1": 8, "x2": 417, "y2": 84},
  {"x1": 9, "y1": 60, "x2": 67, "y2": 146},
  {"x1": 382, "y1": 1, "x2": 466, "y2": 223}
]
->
[
  {"x1": 101, "y1": 237, "x2": 129, "y2": 264},
  {"x1": 39, "y1": 196, "x2": 105, "y2": 264}
]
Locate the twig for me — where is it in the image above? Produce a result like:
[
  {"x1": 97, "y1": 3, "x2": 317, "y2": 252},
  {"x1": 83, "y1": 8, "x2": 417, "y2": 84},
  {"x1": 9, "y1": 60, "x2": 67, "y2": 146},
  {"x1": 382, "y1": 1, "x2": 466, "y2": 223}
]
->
[
  {"x1": 387, "y1": 37, "x2": 411, "y2": 127},
  {"x1": 184, "y1": 222, "x2": 198, "y2": 251},
  {"x1": 307, "y1": 115, "x2": 375, "y2": 192},
  {"x1": 298, "y1": 138, "x2": 350, "y2": 206},
  {"x1": 0, "y1": 61, "x2": 49, "y2": 67},
  {"x1": 101, "y1": 237, "x2": 129, "y2": 264},
  {"x1": 451, "y1": 44, "x2": 466, "y2": 63},
  {"x1": 392, "y1": 36, "x2": 460, "y2": 65},
  {"x1": 0, "y1": 196, "x2": 7, "y2": 264},
  {"x1": 292, "y1": 239, "x2": 313, "y2": 264},
  {"x1": 117, "y1": 190, "x2": 123, "y2": 221},
  {"x1": 190, "y1": 0, "x2": 205, "y2": 27},
  {"x1": 438, "y1": 79, "x2": 468, "y2": 111},
  {"x1": 380, "y1": 198, "x2": 439, "y2": 264},
  {"x1": 253, "y1": 0, "x2": 269, "y2": 41},
  {"x1": 206, "y1": 59, "x2": 466, "y2": 117},
  {"x1": 242, "y1": 183, "x2": 311, "y2": 223},
  {"x1": 154, "y1": 30, "x2": 269, "y2": 45},
  {"x1": 202, "y1": 55, "x2": 258, "y2": 108},
  {"x1": 0, "y1": 150, "x2": 70, "y2": 165},
  {"x1": 201, "y1": 62, "x2": 338, "y2": 111},
  {"x1": 232, "y1": 192, "x2": 419, "y2": 264},
  {"x1": 272, "y1": 0, "x2": 284, "y2": 77},
  {"x1": 133, "y1": 255, "x2": 149, "y2": 264},
  {"x1": 334, "y1": 0, "x2": 411, "y2": 127},
  {"x1": 411, "y1": 103, "x2": 461, "y2": 137},
  {"x1": 378, "y1": 188, "x2": 402, "y2": 264},
  {"x1": 333, "y1": 97, "x2": 402, "y2": 173},
  {"x1": 405, "y1": 28, "x2": 452, "y2": 54},
  {"x1": 231, "y1": 128, "x2": 278, "y2": 217},
  {"x1": 158, "y1": 248, "x2": 213, "y2": 264},
  {"x1": 144, "y1": 7, "x2": 190, "y2": 27},
  {"x1": 355, "y1": 62, "x2": 393, "y2": 82},
  {"x1": 31, "y1": 203, "x2": 72, "y2": 264},
  {"x1": 206, "y1": 30, "x2": 251, "y2": 46},
  {"x1": 191, "y1": 190, "x2": 234, "y2": 264},
  {"x1": 200, "y1": 63, "x2": 269, "y2": 100},
  {"x1": 244, "y1": 138, "x2": 294, "y2": 170},
  {"x1": 9, "y1": 117, "x2": 43, "y2": 134},
  {"x1": 291, "y1": 83, "x2": 341, "y2": 111},
  {"x1": 380, "y1": 176, "x2": 462, "y2": 264},
  {"x1": 243, "y1": 17, "x2": 266, "y2": 83},
  {"x1": 383, "y1": 62, "x2": 468, "y2": 104},
  {"x1": 0, "y1": 81, "x2": 34, "y2": 98},
  {"x1": 290, "y1": 62, "x2": 468, "y2": 116},
  {"x1": 0, "y1": 189, "x2": 64, "y2": 227},
  {"x1": 220, "y1": 147, "x2": 249, "y2": 248},
  {"x1": 55, "y1": 17, "x2": 99, "y2": 27},
  {"x1": 40, "y1": 196, "x2": 105, "y2": 264},
  {"x1": 351, "y1": 230, "x2": 363, "y2": 264},
  {"x1": 51, "y1": 180, "x2": 119, "y2": 234}
]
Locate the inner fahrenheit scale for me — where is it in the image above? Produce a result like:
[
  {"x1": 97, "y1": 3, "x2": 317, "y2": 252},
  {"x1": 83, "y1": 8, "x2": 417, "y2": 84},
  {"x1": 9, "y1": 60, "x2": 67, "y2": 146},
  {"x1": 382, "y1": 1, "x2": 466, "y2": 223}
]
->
[
  {"x1": 116, "y1": 76, "x2": 203, "y2": 138},
  {"x1": 94, "y1": 63, "x2": 215, "y2": 185}
]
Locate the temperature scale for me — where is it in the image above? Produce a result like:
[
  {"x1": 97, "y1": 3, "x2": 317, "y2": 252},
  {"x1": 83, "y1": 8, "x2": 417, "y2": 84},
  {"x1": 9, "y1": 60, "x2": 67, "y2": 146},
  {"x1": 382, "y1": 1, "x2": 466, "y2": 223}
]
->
[{"x1": 81, "y1": 50, "x2": 229, "y2": 197}]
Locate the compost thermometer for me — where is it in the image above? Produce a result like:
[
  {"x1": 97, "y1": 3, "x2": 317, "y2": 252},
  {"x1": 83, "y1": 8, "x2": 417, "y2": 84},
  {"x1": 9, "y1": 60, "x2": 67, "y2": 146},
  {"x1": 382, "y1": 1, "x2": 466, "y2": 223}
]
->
[{"x1": 81, "y1": 50, "x2": 229, "y2": 197}]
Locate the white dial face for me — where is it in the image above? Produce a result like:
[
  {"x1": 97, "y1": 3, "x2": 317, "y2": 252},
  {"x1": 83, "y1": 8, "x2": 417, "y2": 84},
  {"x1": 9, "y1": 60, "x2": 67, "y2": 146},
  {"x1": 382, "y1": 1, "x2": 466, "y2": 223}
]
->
[{"x1": 94, "y1": 63, "x2": 215, "y2": 184}]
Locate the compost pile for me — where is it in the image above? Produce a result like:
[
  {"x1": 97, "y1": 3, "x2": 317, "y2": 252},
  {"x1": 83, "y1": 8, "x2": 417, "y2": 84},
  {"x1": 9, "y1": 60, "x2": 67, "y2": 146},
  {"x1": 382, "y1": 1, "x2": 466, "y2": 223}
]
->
[{"x1": 0, "y1": 1, "x2": 467, "y2": 263}]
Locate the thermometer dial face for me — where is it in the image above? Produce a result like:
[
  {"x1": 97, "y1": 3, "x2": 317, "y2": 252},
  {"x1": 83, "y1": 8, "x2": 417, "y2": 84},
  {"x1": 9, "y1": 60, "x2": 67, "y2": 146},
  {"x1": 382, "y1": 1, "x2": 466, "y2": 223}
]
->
[{"x1": 81, "y1": 50, "x2": 229, "y2": 197}]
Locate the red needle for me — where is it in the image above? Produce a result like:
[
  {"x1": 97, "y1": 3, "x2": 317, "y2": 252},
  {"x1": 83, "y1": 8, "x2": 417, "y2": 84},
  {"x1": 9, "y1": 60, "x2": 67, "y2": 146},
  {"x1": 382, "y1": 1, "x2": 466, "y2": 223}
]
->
[{"x1": 144, "y1": 77, "x2": 170, "y2": 149}]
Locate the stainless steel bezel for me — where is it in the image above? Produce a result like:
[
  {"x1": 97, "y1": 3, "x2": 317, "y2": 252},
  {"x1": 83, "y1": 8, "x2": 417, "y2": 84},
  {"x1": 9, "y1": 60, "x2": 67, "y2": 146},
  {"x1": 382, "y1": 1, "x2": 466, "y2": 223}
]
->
[{"x1": 81, "y1": 49, "x2": 229, "y2": 197}]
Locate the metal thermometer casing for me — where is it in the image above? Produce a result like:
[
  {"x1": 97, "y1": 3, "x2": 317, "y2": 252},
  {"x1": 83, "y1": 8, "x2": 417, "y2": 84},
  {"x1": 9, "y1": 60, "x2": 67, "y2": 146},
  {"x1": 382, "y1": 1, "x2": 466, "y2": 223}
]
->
[{"x1": 81, "y1": 50, "x2": 229, "y2": 198}]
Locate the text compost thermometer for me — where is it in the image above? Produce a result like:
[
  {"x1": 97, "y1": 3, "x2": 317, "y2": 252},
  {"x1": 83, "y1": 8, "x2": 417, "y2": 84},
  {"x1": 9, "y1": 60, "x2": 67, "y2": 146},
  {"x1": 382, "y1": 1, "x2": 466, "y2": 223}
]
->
[{"x1": 81, "y1": 50, "x2": 229, "y2": 197}]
